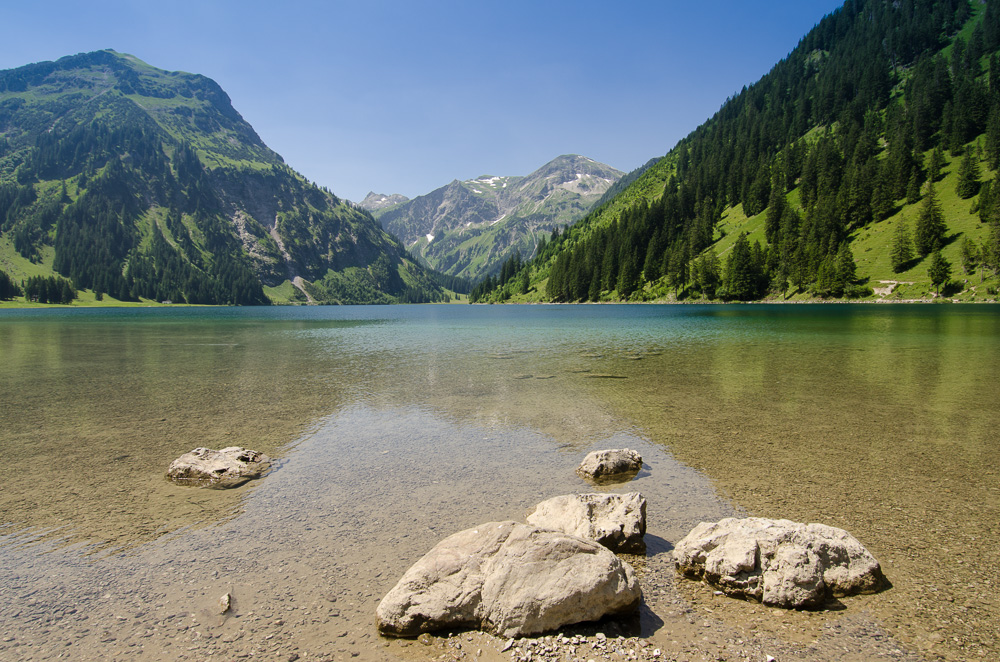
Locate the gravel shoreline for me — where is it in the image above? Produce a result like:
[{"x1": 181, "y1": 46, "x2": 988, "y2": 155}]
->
[{"x1": 0, "y1": 526, "x2": 928, "y2": 662}]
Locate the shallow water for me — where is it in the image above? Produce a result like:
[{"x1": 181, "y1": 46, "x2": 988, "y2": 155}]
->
[{"x1": 1, "y1": 303, "x2": 998, "y2": 661}]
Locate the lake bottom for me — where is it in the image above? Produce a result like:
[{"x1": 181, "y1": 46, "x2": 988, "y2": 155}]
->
[{"x1": 0, "y1": 403, "x2": 742, "y2": 661}]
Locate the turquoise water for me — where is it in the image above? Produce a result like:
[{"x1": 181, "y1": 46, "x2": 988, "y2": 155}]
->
[{"x1": 1, "y1": 303, "x2": 998, "y2": 660}]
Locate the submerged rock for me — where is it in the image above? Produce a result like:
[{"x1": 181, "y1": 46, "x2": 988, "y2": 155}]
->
[
  {"x1": 576, "y1": 449, "x2": 643, "y2": 481},
  {"x1": 166, "y1": 447, "x2": 271, "y2": 488},
  {"x1": 527, "y1": 492, "x2": 647, "y2": 553},
  {"x1": 673, "y1": 517, "x2": 888, "y2": 608},
  {"x1": 376, "y1": 521, "x2": 641, "y2": 638}
]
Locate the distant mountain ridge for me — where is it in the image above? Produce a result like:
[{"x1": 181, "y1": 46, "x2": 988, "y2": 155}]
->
[
  {"x1": 0, "y1": 50, "x2": 448, "y2": 304},
  {"x1": 357, "y1": 191, "x2": 409, "y2": 215},
  {"x1": 378, "y1": 154, "x2": 623, "y2": 280}
]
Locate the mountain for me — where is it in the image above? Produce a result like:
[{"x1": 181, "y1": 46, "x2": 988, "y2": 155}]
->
[
  {"x1": 477, "y1": 0, "x2": 1000, "y2": 304},
  {"x1": 357, "y1": 191, "x2": 409, "y2": 216},
  {"x1": 0, "y1": 50, "x2": 449, "y2": 305},
  {"x1": 377, "y1": 155, "x2": 623, "y2": 281}
]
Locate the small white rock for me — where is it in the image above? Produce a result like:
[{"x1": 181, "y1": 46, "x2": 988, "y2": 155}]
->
[{"x1": 218, "y1": 593, "x2": 232, "y2": 614}]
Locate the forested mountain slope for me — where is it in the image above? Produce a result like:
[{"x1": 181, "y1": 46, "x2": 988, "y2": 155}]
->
[
  {"x1": 378, "y1": 155, "x2": 623, "y2": 282},
  {"x1": 477, "y1": 0, "x2": 1000, "y2": 303},
  {"x1": 0, "y1": 50, "x2": 448, "y2": 305}
]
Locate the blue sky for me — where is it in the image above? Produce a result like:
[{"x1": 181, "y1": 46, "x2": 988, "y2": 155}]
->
[{"x1": 2, "y1": 1, "x2": 845, "y2": 202}]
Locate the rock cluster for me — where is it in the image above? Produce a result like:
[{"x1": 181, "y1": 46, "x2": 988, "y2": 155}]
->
[
  {"x1": 527, "y1": 492, "x2": 647, "y2": 553},
  {"x1": 673, "y1": 517, "x2": 887, "y2": 608},
  {"x1": 166, "y1": 447, "x2": 271, "y2": 488},
  {"x1": 376, "y1": 521, "x2": 641, "y2": 638},
  {"x1": 377, "y1": 447, "x2": 887, "y2": 644},
  {"x1": 576, "y1": 448, "x2": 643, "y2": 480}
]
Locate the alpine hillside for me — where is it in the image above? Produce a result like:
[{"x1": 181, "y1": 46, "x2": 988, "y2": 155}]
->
[
  {"x1": 0, "y1": 50, "x2": 450, "y2": 305},
  {"x1": 474, "y1": 0, "x2": 1000, "y2": 304},
  {"x1": 377, "y1": 154, "x2": 623, "y2": 281}
]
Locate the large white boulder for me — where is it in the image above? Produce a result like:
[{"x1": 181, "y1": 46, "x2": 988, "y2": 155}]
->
[
  {"x1": 576, "y1": 449, "x2": 643, "y2": 480},
  {"x1": 376, "y1": 521, "x2": 641, "y2": 638},
  {"x1": 527, "y1": 492, "x2": 647, "y2": 553},
  {"x1": 166, "y1": 447, "x2": 271, "y2": 488},
  {"x1": 673, "y1": 517, "x2": 887, "y2": 608}
]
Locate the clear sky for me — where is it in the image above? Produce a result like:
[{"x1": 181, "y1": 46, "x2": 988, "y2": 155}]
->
[{"x1": 2, "y1": 1, "x2": 845, "y2": 203}]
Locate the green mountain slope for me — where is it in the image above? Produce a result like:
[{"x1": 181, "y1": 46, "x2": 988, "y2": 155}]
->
[
  {"x1": 0, "y1": 50, "x2": 447, "y2": 305},
  {"x1": 482, "y1": 0, "x2": 1000, "y2": 304},
  {"x1": 378, "y1": 155, "x2": 623, "y2": 281}
]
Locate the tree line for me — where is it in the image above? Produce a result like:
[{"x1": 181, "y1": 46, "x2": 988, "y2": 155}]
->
[
  {"x1": 0, "y1": 271, "x2": 77, "y2": 303},
  {"x1": 479, "y1": 0, "x2": 999, "y2": 303}
]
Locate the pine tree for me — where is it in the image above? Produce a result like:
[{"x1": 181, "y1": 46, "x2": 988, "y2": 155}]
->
[
  {"x1": 693, "y1": 249, "x2": 721, "y2": 299},
  {"x1": 928, "y1": 144, "x2": 946, "y2": 182},
  {"x1": 835, "y1": 242, "x2": 857, "y2": 289},
  {"x1": 959, "y1": 236, "x2": 979, "y2": 274},
  {"x1": 928, "y1": 249, "x2": 951, "y2": 296},
  {"x1": 871, "y1": 164, "x2": 895, "y2": 220},
  {"x1": 891, "y1": 217, "x2": 915, "y2": 273},
  {"x1": 915, "y1": 184, "x2": 946, "y2": 256},
  {"x1": 986, "y1": 105, "x2": 1000, "y2": 169},
  {"x1": 764, "y1": 170, "x2": 785, "y2": 244},
  {"x1": 906, "y1": 168, "x2": 922, "y2": 205},
  {"x1": 956, "y1": 146, "x2": 982, "y2": 198},
  {"x1": 983, "y1": 221, "x2": 1000, "y2": 275},
  {"x1": 616, "y1": 251, "x2": 641, "y2": 300},
  {"x1": 722, "y1": 234, "x2": 763, "y2": 301}
]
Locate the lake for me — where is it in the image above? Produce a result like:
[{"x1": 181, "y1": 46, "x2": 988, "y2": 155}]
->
[{"x1": 0, "y1": 303, "x2": 997, "y2": 661}]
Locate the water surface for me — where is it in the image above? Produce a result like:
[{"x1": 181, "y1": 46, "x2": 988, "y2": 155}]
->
[{"x1": 1, "y1": 304, "x2": 997, "y2": 661}]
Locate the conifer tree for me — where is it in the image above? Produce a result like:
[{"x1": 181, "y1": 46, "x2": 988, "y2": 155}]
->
[
  {"x1": 983, "y1": 221, "x2": 1000, "y2": 275},
  {"x1": 959, "y1": 236, "x2": 979, "y2": 274},
  {"x1": 891, "y1": 217, "x2": 915, "y2": 273},
  {"x1": 915, "y1": 184, "x2": 946, "y2": 256},
  {"x1": 928, "y1": 144, "x2": 946, "y2": 182},
  {"x1": 956, "y1": 146, "x2": 982, "y2": 198},
  {"x1": 871, "y1": 165, "x2": 895, "y2": 221},
  {"x1": 928, "y1": 249, "x2": 951, "y2": 296},
  {"x1": 906, "y1": 169, "x2": 922, "y2": 205},
  {"x1": 764, "y1": 170, "x2": 785, "y2": 244},
  {"x1": 722, "y1": 234, "x2": 763, "y2": 301},
  {"x1": 693, "y1": 249, "x2": 721, "y2": 299},
  {"x1": 986, "y1": 106, "x2": 1000, "y2": 169},
  {"x1": 616, "y1": 251, "x2": 641, "y2": 300},
  {"x1": 835, "y1": 242, "x2": 858, "y2": 289}
]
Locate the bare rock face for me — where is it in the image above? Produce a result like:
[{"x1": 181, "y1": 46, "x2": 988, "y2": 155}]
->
[
  {"x1": 166, "y1": 447, "x2": 271, "y2": 488},
  {"x1": 576, "y1": 449, "x2": 643, "y2": 480},
  {"x1": 673, "y1": 517, "x2": 888, "y2": 608},
  {"x1": 376, "y1": 521, "x2": 641, "y2": 638},
  {"x1": 527, "y1": 493, "x2": 647, "y2": 553}
]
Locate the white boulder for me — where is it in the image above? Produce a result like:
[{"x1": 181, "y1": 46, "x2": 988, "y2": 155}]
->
[
  {"x1": 166, "y1": 446, "x2": 271, "y2": 488},
  {"x1": 527, "y1": 492, "x2": 647, "y2": 553},
  {"x1": 576, "y1": 449, "x2": 643, "y2": 480},
  {"x1": 376, "y1": 521, "x2": 641, "y2": 638},
  {"x1": 673, "y1": 517, "x2": 887, "y2": 608}
]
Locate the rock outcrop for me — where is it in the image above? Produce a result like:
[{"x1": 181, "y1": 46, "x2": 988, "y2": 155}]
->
[
  {"x1": 527, "y1": 493, "x2": 647, "y2": 553},
  {"x1": 166, "y1": 447, "x2": 271, "y2": 488},
  {"x1": 673, "y1": 517, "x2": 888, "y2": 608},
  {"x1": 576, "y1": 449, "x2": 643, "y2": 480},
  {"x1": 376, "y1": 521, "x2": 641, "y2": 638}
]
